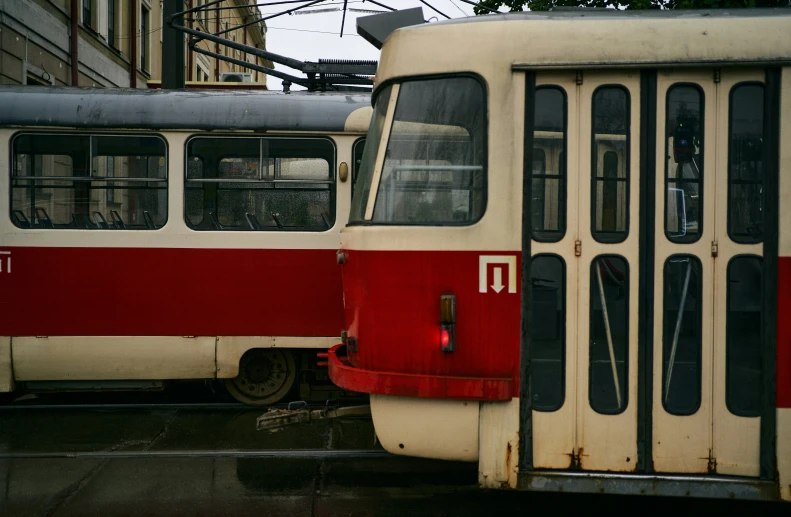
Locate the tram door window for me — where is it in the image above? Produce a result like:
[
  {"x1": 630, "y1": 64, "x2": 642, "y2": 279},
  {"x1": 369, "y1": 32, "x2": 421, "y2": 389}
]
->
[
  {"x1": 588, "y1": 256, "x2": 630, "y2": 414},
  {"x1": 10, "y1": 133, "x2": 167, "y2": 229},
  {"x1": 531, "y1": 255, "x2": 566, "y2": 412},
  {"x1": 185, "y1": 137, "x2": 336, "y2": 231},
  {"x1": 591, "y1": 87, "x2": 630, "y2": 243},
  {"x1": 725, "y1": 256, "x2": 763, "y2": 417},
  {"x1": 532, "y1": 86, "x2": 567, "y2": 242},
  {"x1": 665, "y1": 85, "x2": 704, "y2": 244},
  {"x1": 662, "y1": 255, "x2": 703, "y2": 415},
  {"x1": 728, "y1": 84, "x2": 764, "y2": 244}
]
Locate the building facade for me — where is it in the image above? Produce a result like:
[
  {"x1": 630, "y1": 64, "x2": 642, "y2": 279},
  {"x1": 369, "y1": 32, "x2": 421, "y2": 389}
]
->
[{"x1": 0, "y1": 0, "x2": 270, "y2": 89}]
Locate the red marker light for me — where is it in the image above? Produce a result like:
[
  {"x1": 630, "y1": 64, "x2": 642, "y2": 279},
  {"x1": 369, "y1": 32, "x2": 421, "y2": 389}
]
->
[{"x1": 440, "y1": 328, "x2": 450, "y2": 347}]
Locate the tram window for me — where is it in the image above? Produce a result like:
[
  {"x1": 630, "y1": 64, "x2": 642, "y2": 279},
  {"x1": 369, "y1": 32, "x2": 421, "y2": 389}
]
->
[
  {"x1": 662, "y1": 255, "x2": 703, "y2": 415},
  {"x1": 591, "y1": 86, "x2": 630, "y2": 243},
  {"x1": 726, "y1": 256, "x2": 763, "y2": 417},
  {"x1": 371, "y1": 76, "x2": 486, "y2": 225},
  {"x1": 532, "y1": 86, "x2": 566, "y2": 242},
  {"x1": 185, "y1": 137, "x2": 335, "y2": 231},
  {"x1": 11, "y1": 133, "x2": 167, "y2": 229},
  {"x1": 350, "y1": 85, "x2": 391, "y2": 223},
  {"x1": 531, "y1": 255, "x2": 566, "y2": 411},
  {"x1": 665, "y1": 85, "x2": 704, "y2": 244},
  {"x1": 351, "y1": 137, "x2": 366, "y2": 199},
  {"x1": 728, "y1": 83, "x2": 764, "y2": 244},
  {"x1": 589, "y1": 255, "x2": 629, "y2": 415}
]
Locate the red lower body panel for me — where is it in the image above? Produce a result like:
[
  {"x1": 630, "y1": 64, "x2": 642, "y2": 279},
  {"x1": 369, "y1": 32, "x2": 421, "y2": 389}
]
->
[
  {"x1": 0, "y1": 246, "x2": 343, "y2": 337},
  {"x1": 339, "y1": 249, "x2": 521, "y2": 399},
  {"x1": 329, "y1": 344, "x2": 513, "y2": 401}
]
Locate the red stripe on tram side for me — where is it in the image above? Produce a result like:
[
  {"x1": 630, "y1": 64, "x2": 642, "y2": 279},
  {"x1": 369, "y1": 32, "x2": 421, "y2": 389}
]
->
[
  {"x1": 0, "y1": 247, "x2": 343, "y2": 337},
  {"x1": 777, "y1": 256, "x2": 791, "y2": 408},
  {"x1": 342, "y1": 249, "x2": 521, "y2": 399}
]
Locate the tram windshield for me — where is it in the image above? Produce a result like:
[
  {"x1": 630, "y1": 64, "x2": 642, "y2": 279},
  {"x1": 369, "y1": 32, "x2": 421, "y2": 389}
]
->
[{"x1": 349, "y1": 76, "x2": 486, "y2": 225}]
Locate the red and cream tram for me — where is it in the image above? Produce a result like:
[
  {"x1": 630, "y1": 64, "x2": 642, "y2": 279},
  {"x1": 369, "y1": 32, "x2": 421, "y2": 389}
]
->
[
  {"x1": 0, "y1": 87, "x2": 371, "y2": 405},
  {"x1": 328, "y1": 9, "x2": 791, "y2": 501}
]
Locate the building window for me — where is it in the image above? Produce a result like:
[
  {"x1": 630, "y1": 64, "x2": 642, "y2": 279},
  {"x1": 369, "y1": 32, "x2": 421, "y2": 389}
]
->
[
  {"x1": 83, "y1": 0, "x2": 94, "y2": 29},
  {"x1": 108, "y1": 0, "x2": 116, "y2": 47},
  {"x1": 141, "y1": 6, "x2": 149, "y2": 72}
]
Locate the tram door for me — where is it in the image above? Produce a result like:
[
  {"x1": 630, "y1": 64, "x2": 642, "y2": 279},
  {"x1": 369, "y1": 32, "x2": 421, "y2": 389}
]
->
[
  {"x1": 652, "y1": 69, "x2": 764, "y2": 476},
  {"x1": 531, "y1": 71, "x2": 642, "y2": 472},
  {"x1": 529, "y1": 69, "x2": 765, "y2": 475}
]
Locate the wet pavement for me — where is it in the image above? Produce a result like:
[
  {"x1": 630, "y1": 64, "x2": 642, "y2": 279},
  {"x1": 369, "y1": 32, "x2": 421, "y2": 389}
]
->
[{"x1": 0, "y1": 389, "x2": 788, "y2": 516}]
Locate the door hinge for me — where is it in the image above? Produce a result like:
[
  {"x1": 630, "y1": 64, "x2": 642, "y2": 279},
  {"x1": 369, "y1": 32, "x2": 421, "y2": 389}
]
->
[
  {"x1": 713, "y1": 68, "x2": 721, "y2": 84},
  {"x1": 574, "y1": 239, "x2": 582, "y2": 257},
  {"x1": 711, "y1": 240, "x2": 719, "y2": 257},
  {"x1": 575, "y1": 71, "x2": 583, "y2": 85}
]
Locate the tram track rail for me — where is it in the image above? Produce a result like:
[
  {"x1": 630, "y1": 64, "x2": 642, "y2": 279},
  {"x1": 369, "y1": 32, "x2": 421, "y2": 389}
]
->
[
  {"x1": 0, "y1": 401, "x2": 370, "y2": 412},
  {"x1": 0, "y1": 449, "x2": 389, "y2": 460}
]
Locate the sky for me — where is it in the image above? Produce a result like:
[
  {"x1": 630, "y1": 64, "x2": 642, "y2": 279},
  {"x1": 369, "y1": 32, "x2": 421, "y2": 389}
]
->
[{"x1": 257, "y1": 0, "x2": 504, "y2": 90}]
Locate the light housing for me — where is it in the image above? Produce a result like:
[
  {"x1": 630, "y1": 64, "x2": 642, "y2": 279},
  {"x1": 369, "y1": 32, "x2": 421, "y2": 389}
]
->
[{"x1": 440, "y1": 294, "x2": 456, "y2": 352}]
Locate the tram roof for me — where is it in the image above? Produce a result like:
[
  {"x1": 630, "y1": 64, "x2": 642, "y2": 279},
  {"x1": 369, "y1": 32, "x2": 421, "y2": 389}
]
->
[
  {"x1": 0, "y1": 87, "x2": 372, "y2": 133},
  {"x1": 376, "y1": 8, "x2": 791, "y2": 85}
]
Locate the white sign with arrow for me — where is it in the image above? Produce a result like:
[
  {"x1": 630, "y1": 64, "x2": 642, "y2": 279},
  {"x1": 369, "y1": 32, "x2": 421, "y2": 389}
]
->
[{"x1": 478, "y1": 255, "x2": 517, "y2": 294}]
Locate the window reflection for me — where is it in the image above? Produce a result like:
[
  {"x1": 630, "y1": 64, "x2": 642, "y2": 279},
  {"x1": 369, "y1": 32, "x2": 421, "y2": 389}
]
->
[
  {"x1": 592, "y1": 86, "x2": 630, "y2": 243},
  {"x1": 666, "y1": 85, "x2": 704, "y2": 243},
  {"x1": 662, "y1": 255, "x2": 703, "y2": 415},
  {"x1": 372, "y1": 77, "x2": 486, "y2": 225},
  {"x1": 532, "y1": 87, "x2": 567, "y2": 242},
  {"x1": 531, "y1": 255, "x2": 565, "y2": 411},
  {"x1": 589, "y1": 255, "x2": 629, "y2": 414},
  {"x1": 728, "y1": 83, "x2": 764, "y2": 243}
]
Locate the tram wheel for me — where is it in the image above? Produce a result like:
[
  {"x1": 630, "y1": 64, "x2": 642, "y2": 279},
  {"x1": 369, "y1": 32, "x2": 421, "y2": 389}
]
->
[{"x1": 224, "y1": 349, "x2": 297, "y2": 406}]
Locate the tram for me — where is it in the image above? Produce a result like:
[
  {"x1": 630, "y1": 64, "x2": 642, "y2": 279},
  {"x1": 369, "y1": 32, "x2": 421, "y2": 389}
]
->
[
  {"x1": 328, "y1": 9, "x2": 791, "y2": 501},
  {"x1": 0, "y1": 86, "x2": 371, "y2": 405}
]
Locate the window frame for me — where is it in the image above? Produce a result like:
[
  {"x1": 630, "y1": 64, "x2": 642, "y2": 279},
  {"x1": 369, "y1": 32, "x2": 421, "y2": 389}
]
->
[
  {"x1": 663, "y1": 82, "x2": 705, "y2": 245},
  {"x1": 590, "y1": 84, "x2": 631, "y2": 244},
  {"x1": 727, "y1": 81, "x2": 765, "y2": 245},
  {"x1": 531, "y1": 85, "x2": 568, "y2": 243},
  {"x1": 531, "y1": 253, "x2": 567, "y2": 413},
  {"x1": 354, "y1": 72, "x2": 489, "y2": 228},
  {"x1": 9, "y1": 131, "x2": 169, "y2": 231},
  {"x1": 183, "y1": 134, "x2": 338, "y2": 233}
]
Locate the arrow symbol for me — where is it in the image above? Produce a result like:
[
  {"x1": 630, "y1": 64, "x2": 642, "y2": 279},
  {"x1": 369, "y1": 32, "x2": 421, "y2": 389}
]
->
[{"x1": 491, "y1": 267, "x2": 504, "y2": 293}]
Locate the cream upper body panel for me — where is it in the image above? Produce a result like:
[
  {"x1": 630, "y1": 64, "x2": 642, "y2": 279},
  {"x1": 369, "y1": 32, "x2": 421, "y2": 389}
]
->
[{"x1": 375, "y1": 10, "x2": 791, "y2": 85}]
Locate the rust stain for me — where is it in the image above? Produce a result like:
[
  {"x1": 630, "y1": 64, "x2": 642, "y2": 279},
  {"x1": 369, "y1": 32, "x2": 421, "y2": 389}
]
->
[
  {"x1": 567, "y1": 447, "x2": 582, "y2": 470},
  {"x1": 707, "y1": 449, "x2": 717, "y2": 474}
]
